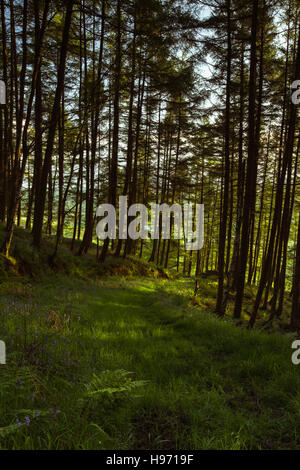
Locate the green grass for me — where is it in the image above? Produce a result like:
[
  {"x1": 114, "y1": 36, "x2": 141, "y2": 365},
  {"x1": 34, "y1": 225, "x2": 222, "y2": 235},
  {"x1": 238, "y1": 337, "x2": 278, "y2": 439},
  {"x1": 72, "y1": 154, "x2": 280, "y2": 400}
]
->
[
  {"x1": 0, "y1": 223, "x2": 168, "y2": 281},
  {"x1": 1, "y1": 272, "x2": 300, "y2": 450},
  {"x1": 0, "y1": 224, "x2": 299, "y2": 449}
]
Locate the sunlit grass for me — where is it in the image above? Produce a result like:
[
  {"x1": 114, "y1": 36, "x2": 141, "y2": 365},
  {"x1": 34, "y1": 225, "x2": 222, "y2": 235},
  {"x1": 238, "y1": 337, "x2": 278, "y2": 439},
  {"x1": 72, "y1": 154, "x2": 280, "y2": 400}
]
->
[
  {"x1": 0, "y1": 224, "x2": 298, "y2": 449},
  {"x1": 0, "y1": 272, "x2": 300, "y2": 449}
]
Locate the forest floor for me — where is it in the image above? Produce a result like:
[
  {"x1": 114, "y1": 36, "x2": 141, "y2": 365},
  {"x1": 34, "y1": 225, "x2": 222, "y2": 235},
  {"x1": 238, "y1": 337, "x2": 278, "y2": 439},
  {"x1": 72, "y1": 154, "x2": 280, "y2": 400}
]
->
[{"x1": 0, "y1": 226, "x2": 300, "y2": 449}]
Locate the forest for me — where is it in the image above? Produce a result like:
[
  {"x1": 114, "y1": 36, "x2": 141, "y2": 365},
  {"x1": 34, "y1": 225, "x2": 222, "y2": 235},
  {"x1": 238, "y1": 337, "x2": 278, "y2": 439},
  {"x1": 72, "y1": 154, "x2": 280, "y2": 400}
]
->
[{"x1": 0, "y1": 0, "x2": 299, "y2": 452}]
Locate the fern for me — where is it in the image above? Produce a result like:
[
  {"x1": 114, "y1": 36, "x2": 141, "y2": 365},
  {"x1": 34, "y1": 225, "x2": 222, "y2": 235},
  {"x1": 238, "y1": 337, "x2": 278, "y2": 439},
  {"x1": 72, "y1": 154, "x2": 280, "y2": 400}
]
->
[{"x1": 82, "y1": 369, "x2": 148, "y2": 403}]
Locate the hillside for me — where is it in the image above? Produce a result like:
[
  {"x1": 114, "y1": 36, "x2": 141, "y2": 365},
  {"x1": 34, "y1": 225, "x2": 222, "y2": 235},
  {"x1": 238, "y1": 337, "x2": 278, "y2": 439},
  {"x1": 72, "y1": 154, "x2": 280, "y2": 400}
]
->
[{"x1": 0, "y1": 227, "x2": 300, "y2": 450}]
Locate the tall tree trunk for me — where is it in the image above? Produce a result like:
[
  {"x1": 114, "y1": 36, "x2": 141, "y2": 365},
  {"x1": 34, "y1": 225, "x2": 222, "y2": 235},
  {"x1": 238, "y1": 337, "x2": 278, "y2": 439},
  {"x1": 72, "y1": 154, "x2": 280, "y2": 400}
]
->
[
  {"x1": 233, "y1": 0, "x2": 259, "y2": 319},
  {"x1": 216, "y1": 0, "x2": 231, "y2": 316},
  {"x1": 32, "y1": 0, "x2": 74, "y2": 249},
  {"x1": 100, "y1": 0, "x2": 121, "y2": 262},
  {"x1": 291, "y1": 213, "x2": 300, "y2": 328},
  {"x1": 249, "y1": 20, "x2": 300, "y2": 327}
]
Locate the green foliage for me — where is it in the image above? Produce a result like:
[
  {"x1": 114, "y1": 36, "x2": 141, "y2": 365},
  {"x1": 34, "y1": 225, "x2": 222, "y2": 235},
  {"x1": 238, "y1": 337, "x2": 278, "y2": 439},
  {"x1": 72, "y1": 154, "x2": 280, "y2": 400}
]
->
[
  {"x1": 83, "y1": 370, "x2": 148, "y2": 401},
  {"x1": 0, "y1": 223, "x2": 167, "y2": 281},
  {"x1": 0, "y1": 224, "x2": 298, "y2": 450},
  {"x1": 0, "y1": 266, "x2": 300, "y2": 449}
]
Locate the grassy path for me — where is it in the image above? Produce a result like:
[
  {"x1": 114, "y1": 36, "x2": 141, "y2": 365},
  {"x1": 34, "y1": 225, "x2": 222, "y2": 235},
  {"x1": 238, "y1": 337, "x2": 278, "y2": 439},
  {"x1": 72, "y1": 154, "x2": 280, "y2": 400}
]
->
[{"x1": 1, "y1": 275, "x2": 300, "y2": 449}]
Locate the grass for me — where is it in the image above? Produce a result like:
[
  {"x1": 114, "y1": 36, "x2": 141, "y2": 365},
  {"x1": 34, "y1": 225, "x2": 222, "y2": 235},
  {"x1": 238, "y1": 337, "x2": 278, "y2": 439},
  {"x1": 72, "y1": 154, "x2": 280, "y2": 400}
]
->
[
  {"x1": 1, "y1": 273, "x2": 300, "y2": 449},
  {"x1": 0, "y1": 225, "x2": 300, "y2": 449},
  {"x1": 0, "y1": 223, "x2": 168, "y2": 281}
]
